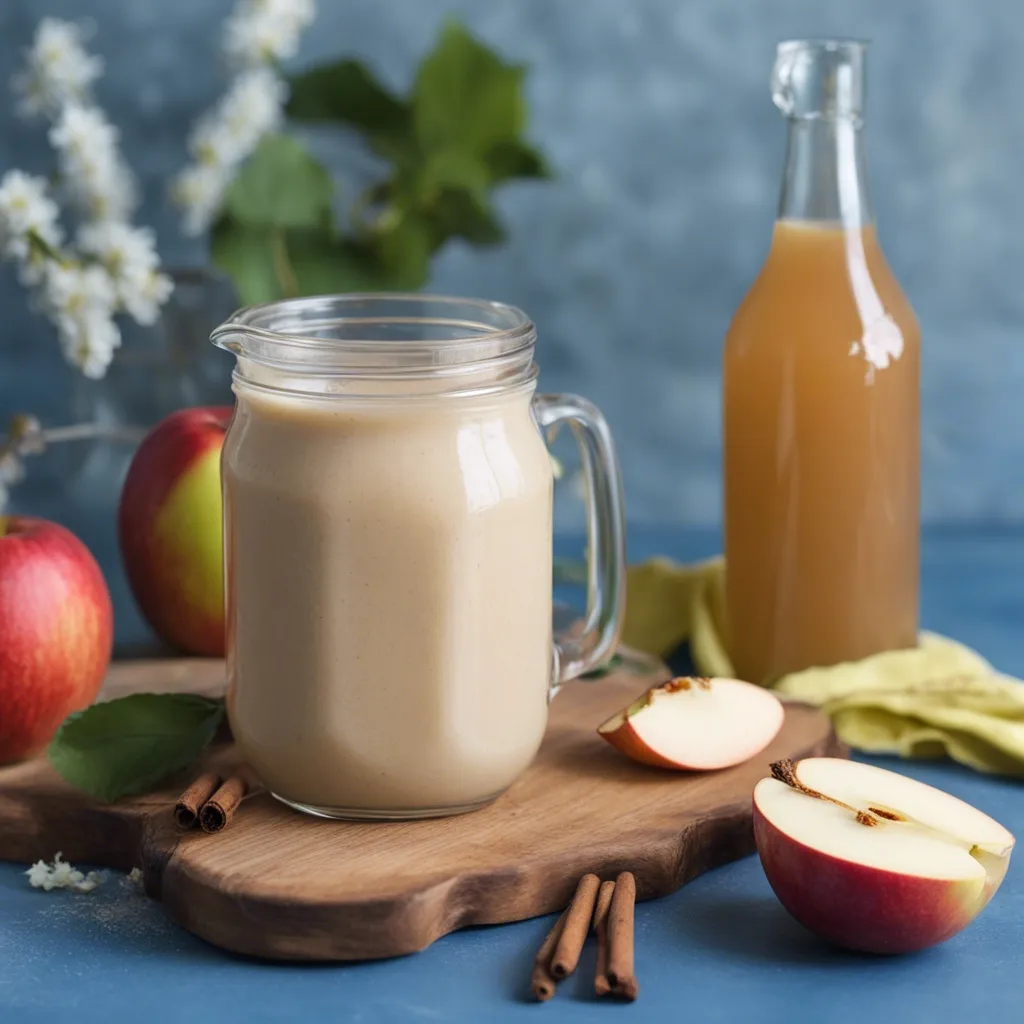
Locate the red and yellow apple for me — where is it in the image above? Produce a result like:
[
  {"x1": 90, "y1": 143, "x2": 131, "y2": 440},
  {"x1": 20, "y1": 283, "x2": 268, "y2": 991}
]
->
[
  {"x1": 0, "y1": 516, "x2": 113, "y2": 764},
  {"x1": 118, "y1": 407, "x2": 232, "y2": 656},
  {"x1": 598, "y1": 676, "x2": 784, "y2": 770},
  {"x1": 753, "y1": 757, "x2": 1015, "y2": 953}
]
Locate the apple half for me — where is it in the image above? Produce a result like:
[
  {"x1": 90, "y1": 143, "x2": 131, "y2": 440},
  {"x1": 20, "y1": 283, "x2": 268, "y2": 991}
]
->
[
  {"x1": 754, "y1": 757, "x2": 1015, "y2": 954},
  {"x1": 597, "y1": 676, "x2": 785, "y2": 770}
]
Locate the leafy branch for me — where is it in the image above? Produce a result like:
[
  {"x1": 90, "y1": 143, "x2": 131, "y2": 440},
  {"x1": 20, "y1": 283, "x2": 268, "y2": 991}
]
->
[{"x1": 211, "y1": 20, "x2": 550, "y2": 305}]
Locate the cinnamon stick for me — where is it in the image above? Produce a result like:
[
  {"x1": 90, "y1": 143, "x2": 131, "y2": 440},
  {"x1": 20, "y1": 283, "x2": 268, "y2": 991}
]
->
[
  {"x1": 615, "y1": 976, "x2": 639, "y2": 1001},
  {"x1": 173, "y1": 772, "x2": 221, "y2": 829},
  {"x1": 199, "y1": 774, "x2": 247, "y2": 833},
  {"x1": 592, "y1": 879, "x2": 616, "y2": 997},
  {"x1": 606, "y1": 871, "x2": 638, "y2": 1000},
  {"x1": 529, "y1": 907, "x2": 569, "y2": 1001},
  {"x1": 550, "y1": 873, "x2": 600, "y2": 979}
]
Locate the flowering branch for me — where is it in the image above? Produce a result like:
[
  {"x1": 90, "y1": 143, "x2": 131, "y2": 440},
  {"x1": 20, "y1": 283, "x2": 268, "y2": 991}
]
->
[
  {"x1": 12, "y1": 19, "x2": 102, "y2": 119},
  {"x1": 0, "y1": 414, "x2": 146, "y2": 512},
  {"x1": 173, "y1": 0, "x2": 316, "y2": 235},
  {"x1": 1, "y1": 18, "x2": 173, "y2": 379}
]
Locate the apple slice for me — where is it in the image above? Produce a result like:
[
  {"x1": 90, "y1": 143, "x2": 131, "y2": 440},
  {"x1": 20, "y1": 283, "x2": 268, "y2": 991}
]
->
[
  {"x1": 753, "y1": 757, "x2": 1015, "y2": 953},
  {"x1": 597, "y1": 677, "x2": 785, "y2": 770}
]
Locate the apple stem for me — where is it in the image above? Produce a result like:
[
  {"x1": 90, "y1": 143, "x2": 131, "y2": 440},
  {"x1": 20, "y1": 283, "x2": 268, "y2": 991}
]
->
[
  {"x1": 770, "y1": 760, "x2": 882, "y2": 827},
  {"x1": 630, "y1": 676, "x2": 715, "y2": 715},
  {"x1": 664, "y1": 677, "x2": 713, "y2": 694}
]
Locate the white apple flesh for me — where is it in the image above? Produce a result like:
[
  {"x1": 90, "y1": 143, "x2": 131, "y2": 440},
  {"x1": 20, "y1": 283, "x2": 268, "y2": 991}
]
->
[
  {"x1": 754, "y1": 757, "x2": 1014, "y2": 954},
  {"x1": 597, "y1": 677, "x2": 784, "y2": 770}
]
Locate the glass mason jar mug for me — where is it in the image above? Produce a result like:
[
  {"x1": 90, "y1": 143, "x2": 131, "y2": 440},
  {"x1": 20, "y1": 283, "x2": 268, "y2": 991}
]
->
[{"x1": 211, "y1": 295, "x2": 626, "y2": 820}]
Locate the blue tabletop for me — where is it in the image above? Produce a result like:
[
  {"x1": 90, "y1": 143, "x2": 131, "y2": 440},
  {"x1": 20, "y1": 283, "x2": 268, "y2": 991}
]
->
[{"x1": 3, "y1": 526, "x2": 1023, "y2": 1024}]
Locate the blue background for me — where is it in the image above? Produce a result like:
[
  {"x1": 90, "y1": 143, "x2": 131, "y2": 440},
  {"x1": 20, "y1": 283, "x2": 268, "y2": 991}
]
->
[{"x1": 2, "y1": 0, "x2": 1023, "y2": 537}]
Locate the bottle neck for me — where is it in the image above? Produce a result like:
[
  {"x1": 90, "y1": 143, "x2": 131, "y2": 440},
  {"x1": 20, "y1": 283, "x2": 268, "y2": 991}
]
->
[{"x1": 778, "y1": 117, "x2": 873, "y2": 227}]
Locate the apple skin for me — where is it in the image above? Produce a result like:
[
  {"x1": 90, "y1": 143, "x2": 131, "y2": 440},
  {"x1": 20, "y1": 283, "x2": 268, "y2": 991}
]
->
[
  {"x1": 598, "y1": 677, "x2": 784, "y2": 770},
  {"x1": 753, "y1": 800, "x2": 990, "y2": 954},
  {"x1": 0, "y1": 516, "x2": 113, "y2": 764},
  {"x1": 118, "y1": 407, "x2": 232, "y2": 656},
  {"x1": 600, "y1": 717, "x2": 684, "y2": 770}
]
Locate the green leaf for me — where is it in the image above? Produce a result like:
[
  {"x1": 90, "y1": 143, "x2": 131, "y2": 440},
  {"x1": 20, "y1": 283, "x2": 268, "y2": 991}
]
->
[
  {"x1": 420, "y1": 149, "x2": 490, "y2": 198},
  {"x1": 225, "y1": 135, "x2": 333, "y2": 230},
  {"x1": 413, "y1": 20, "x2": 525, "y2": 156},
  {"x1": 287, "y1": 59, "x2": 411, "y2": 161},
  {"x1": 210, "y1": 20, "x2": 552, "y2": 301},
  {"x1": 428, "y1": 187, "x2": 505, "y2": 247},
  {"x1": 211, "y1": 219, "x2": 282, "y2": 306},
  {"x1": 484, "y1": 139, "x2": 551, "y2": 183},
  {"x1": 48, "y1": 694, "x2": 225, "y2": 803},
  {"x1": 287, "y1": 231, "x2": 381, "y2": 293},
  {"x1": 372, "y1": 214, "x2": 433, "y2": 290}
]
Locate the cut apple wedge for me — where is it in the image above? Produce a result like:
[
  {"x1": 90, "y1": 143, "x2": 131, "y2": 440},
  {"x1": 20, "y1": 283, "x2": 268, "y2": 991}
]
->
[
  {"x1": 753, "y1": 757, "x2": 1015, "y2": 954},
  {"x1": 597, "y1": 676, "x2": 785, "y2": 770}
]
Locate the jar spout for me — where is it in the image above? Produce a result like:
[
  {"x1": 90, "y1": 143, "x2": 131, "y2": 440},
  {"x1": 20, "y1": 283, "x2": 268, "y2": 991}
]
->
[{"x1": 209, "y1": 321, "x2": 245, "y2": 356}]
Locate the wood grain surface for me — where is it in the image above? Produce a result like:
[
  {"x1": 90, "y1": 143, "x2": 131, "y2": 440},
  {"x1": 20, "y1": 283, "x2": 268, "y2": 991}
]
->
[{"x1": 0, "y1": 658, "x2": 844, "y2": 961}]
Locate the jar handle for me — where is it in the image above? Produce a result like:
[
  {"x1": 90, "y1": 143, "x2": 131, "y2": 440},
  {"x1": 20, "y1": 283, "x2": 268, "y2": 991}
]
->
[{"x1": 534, "y1": 393, "x2": 626, "y2": 695}]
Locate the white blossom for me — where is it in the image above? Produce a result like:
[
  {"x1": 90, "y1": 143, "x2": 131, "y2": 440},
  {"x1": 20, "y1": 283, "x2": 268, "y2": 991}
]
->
[
  {"x1": 0, "y1": 170, "x2": 63, "y2": 265},
  {"x1": 173, "y1": 163, "x2": 233, "y2": 237},
  {"x1": 174, "y1": 66, "x2": 287, "y2": 235},
  {"x1": 77, "y1": 221, "x2": 173, "y2": 325},
  {"x1": 122, "y1": 268, "x2": 174, "y2": 326},
  {"x1": 5, "y1": 19, "x2": 173, "y2": 381},
  {"x1": 49, "y1": 102, "x2": 137, "y2": 223},
  {"x1": 59, "y1": 307, "x2": 122, "y2": 379},
  {"x1": 26, "y1": 852, "x2": 105, "y2": 893},
  {"x1": 173, "y1": 1, "x2": 316, "y2": 235},
  {"x1": 12, "y1": 18, "x2": 103, "y2": 119},
  {"x1": 43, "y1": 260, "x2": 116, "y2": 315},
  {"x1": 193, "y1": 67, "x2": 286, "y2": 169},
  {"x1": 224, "y1": 0, "x2": 317, "y2": 68},
  {"x1": 42, "y1": 262, "x2": 121, "y2": 378}
]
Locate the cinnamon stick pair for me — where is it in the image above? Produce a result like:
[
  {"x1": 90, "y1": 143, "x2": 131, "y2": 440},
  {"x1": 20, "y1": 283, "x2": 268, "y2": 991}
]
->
[
  {"x1": 595, "y1": 872, "x2": 638, "y2": 1000},
  {"x1": 530, "y1": 871, "x2": 638, "y2": 1003},
  {"x1": 530, "y1": 873, "x2": 599, "y2": 1000},
  {"x1": 173, "y1": 772, "x2": 247, "y2": 833}
]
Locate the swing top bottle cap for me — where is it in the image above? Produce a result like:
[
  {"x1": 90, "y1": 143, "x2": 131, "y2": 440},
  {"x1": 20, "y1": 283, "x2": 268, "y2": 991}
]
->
[{"x1": 772, "y1": 39, "x2": 867, "y2": 124}]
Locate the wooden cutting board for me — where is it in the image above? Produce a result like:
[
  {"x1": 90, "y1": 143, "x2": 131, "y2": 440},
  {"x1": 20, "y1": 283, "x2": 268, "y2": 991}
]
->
[{"x1": 0, "y1": 657, "x2": 844, "y2": 961}]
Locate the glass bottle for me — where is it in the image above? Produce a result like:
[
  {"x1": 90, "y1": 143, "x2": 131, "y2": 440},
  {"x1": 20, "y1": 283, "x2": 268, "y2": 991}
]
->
[{"x1": 723, "y1": 39, "x2": 920, "y2": 683}]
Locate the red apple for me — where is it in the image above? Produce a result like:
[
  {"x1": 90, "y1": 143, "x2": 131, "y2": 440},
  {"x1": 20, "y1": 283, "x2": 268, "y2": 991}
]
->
[
  {"x1": 753, "y1": 757, "x2": 1014, "y2": 953},
  {"x1": 597, "y1": 676, "x2": 784, "y2": 770},
  {"x1": 0, "y1": 516, "x2": 113, "y2": 764},
  {"x1": 118, "y1": 407, "x2": 232, "y2": 656}
]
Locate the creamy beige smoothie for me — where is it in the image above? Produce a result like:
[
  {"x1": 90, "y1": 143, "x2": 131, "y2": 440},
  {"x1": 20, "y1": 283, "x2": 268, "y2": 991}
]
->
[{"x1": 222, "y1": 382, "x2": 554, "y2": 816}]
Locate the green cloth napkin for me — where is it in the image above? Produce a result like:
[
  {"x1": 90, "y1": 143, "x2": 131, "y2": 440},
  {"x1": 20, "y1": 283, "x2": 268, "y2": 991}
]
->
[{"x1": 622, "y1": 556, "x2": 1024, "y2": 776}]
